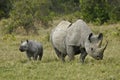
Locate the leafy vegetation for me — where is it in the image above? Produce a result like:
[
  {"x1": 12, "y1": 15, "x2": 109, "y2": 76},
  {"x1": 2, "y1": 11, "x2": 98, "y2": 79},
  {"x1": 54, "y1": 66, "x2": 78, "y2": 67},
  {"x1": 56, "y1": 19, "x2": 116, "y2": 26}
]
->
[
  {"x1": 0, "y1": 0, "x2": 12, "y2": 19},
  {"x1": 0, "y1": 0, "x2": 120, "y2": 34},
  {"x1": 6, "y1": 0, "x2": 53, "y2": 34},
  {"x1": 80, "y1": 0, "x2": 120, "y2": 24},
  {"x1": 80, "y1": 0, "x2": 110, "y2": 24}
]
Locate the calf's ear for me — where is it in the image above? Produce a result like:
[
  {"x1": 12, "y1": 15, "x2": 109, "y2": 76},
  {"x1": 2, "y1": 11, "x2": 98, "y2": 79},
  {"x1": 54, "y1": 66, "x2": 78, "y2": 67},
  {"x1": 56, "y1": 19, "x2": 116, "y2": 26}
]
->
[
  {"x1": 21, "y1": 40, "x2": 23, "y2": 43},
  {"x1": 98, "y1": 33, "x2": 103, "y2": 40},
  {"x1": 26, "y1": 39, "x2": 29, "y2": 43}
]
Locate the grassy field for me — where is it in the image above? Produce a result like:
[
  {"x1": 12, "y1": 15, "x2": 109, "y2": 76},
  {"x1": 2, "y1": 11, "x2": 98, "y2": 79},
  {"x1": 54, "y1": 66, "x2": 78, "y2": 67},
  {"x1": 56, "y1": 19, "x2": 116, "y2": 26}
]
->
[{"x1": 0, "y1": 21, "x2": 120, "y2": 80}]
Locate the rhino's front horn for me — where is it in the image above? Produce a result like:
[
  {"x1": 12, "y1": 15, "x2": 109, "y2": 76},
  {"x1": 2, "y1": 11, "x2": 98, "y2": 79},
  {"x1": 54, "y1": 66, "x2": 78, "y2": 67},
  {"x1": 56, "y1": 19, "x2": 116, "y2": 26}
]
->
[{"x1": 99, "y1": 41, "x2": 108, "y2": 53}]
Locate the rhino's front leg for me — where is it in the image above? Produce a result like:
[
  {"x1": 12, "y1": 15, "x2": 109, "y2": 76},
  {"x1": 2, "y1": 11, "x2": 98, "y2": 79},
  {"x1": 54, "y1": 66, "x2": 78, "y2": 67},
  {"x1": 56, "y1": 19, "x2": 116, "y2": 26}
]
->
[
  {"x1": 26, "y1": 52, "x2": 32, "y2": 60},
  {"x1": 54, "y1": 47, "x2": 62, "y2": 59},
  {"x1": 80, "y1": 48, "x2": 87, "y2": 63},
  {"x1": 54, "y1": 47, "x2": 66, "y2": 62},
  {"x1": 67, "y1": 45, "x2": 75, "y2": 61},
  {"x1": 61, "y1": 54, "x2": 66, "y2": 62}
]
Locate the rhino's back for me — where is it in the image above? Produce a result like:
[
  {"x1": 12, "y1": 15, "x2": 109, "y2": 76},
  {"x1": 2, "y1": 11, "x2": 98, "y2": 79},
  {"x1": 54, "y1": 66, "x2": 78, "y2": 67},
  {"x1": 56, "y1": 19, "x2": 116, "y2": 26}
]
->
[
  {"x1": 66, "y1": 19, "x2": 92, "y2": 47},
  {"x1": 51, "y1": 20, "x2": 71, "y2": 53},
  {"x1": 28, "y1": 40, "x2": 42, "y2": 52}
]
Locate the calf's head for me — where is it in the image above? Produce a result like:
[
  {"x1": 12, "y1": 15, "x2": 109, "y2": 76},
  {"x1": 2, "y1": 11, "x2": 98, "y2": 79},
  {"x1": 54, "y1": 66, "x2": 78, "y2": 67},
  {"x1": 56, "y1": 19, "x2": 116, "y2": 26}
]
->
[
  {"x1": 19, "y1": 40, "x2": 29, "y2": 52},
  {"x1": 85, "y1": 33, "x2": 108, "y2": 60}
]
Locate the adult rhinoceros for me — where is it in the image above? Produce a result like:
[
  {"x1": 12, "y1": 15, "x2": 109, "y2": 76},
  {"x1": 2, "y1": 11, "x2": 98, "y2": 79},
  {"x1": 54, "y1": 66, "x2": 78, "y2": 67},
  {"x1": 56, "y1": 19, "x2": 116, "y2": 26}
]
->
[{"x1": 50, "y1": 19, "x2": 108, "y2": 63}]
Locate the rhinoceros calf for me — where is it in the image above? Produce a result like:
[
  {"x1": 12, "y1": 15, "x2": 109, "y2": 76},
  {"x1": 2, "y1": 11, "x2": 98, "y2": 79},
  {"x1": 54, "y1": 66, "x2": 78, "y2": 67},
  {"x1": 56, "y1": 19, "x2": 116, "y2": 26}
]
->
[
  {"x1": 19, "y1": 40, "x2": 43, "y2": 60},
  {"x1": 50, "y1": 19, "x2": 108, "y2": 63}
]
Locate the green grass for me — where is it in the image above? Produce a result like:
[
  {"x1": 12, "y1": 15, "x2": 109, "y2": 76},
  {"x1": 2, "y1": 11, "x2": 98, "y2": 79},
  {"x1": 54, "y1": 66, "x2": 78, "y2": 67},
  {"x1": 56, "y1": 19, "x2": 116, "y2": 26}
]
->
[{"x1": 0, "y1": 22, "x2": 120, "y2": 80}]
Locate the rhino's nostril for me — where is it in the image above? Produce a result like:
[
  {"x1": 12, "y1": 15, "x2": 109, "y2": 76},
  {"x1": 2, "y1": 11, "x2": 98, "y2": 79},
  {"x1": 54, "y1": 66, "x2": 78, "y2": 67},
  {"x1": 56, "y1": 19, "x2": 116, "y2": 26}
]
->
[
  {"x1": 97, "y1": 55, "x2": 99, "y2": 58},
  {"x1": 91, "y1": 48, "x2": 93, "y2": 51},
  {"x1": 96, "y1": 55, "x2": 103, "y2": 60},
  {"x1": 96, "y1": 55, "x2": 100, "y2": 59}
]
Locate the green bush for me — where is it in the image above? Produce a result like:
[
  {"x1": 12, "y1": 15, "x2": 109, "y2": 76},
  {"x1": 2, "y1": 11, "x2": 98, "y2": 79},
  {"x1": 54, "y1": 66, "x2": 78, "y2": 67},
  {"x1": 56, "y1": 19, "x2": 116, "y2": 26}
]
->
[
  {"x1": 0, "y1": 0, "x2": 12, "y2": 19},
  {"x1": 80, "y1": 0, "x2": 120, "y2": 25},
  {"x1": 50, "y1": 0, "x2": 80, "y2": 14},
  {"x1": 6, "y1": 0, "x2": 52, "y2": 34},
  {"x1": 80, "y1": 0, "x2": 110, "y2": 25},
  {"x1": 1, "y1": 0, "x2": 120, "y2": 34}
]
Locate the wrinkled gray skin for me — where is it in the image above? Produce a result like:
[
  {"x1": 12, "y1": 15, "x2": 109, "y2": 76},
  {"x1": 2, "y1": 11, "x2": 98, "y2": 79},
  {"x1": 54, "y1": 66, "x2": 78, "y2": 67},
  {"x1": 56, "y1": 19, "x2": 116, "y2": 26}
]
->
[
  {"x1": 19, "y1": 40, "x2": 43, "y2": 60},
  {"x1": 51, "y1": 19, "x2": 108, "y2": 63}
]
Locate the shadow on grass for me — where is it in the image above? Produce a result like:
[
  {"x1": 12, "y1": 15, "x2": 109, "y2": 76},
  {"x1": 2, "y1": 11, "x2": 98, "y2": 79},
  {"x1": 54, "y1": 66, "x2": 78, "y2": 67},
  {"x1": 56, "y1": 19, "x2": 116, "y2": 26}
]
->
[
  {"x1": 20, "y1": 59, "x2": 28, "y2": 64},
  {"x1": 19, "y1": 58, "x2": 59, "y2": 64},
  {"x1": 42, "y1": 58, "x2": 60, "y2": 63}
]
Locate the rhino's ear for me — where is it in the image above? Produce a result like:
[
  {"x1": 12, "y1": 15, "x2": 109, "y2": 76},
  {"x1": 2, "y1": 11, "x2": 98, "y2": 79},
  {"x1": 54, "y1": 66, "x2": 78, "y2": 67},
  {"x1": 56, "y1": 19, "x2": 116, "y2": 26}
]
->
[
  {"x1": 21, "y1": 40, "x2": 23, "y2": 43},
  {"x1": 98, "y1": 33, "x2": 103, "y2": 40},
  {"x1": 88, "y1": 33, "x2": 93, "y2": 42}
]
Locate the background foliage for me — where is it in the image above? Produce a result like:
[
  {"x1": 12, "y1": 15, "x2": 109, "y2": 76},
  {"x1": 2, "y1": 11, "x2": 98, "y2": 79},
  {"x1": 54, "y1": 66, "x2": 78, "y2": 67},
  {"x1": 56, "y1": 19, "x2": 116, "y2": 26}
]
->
[
  {"x1": 0, "y1": 0, "x2": 120, "y2": 34},
  {"x1": 0, "y1": 0, "x2": 12, "y2": 19}
]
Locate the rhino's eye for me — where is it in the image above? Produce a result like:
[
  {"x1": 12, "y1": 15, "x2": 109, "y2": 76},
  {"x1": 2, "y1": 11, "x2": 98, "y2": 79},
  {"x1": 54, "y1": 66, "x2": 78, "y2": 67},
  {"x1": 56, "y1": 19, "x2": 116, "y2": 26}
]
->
[
  {"x1": 91, "y1": 48, "x2": 93, "y2": 51},
  {"x1": 97, "y1": 55, "x2": 99, "y2": 58}
]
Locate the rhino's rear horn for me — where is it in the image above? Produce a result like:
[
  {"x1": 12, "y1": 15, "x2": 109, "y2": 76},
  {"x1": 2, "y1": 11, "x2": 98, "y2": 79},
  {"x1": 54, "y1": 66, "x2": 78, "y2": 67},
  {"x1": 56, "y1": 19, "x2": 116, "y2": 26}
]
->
[{"x1": 97, "y1": 39, "x2": 103, "y2": 47}]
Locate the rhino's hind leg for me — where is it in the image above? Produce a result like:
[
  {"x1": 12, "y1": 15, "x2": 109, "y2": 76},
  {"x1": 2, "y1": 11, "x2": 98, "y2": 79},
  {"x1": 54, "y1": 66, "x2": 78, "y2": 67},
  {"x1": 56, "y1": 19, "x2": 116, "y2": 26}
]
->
[
  {"x1": 38, "y1": 49, "x2": 43, "y2": 60},
  {"x1": 67, "y1": 46, "x2": 75, "y2": 61},
  {"x1": 38, "y1": 53, "x2": 43, "y2": 61},
  {"x1": 54, "y1": 47, "x2": 66, "y2": 62},
  {"x1": 54, "y1": 47, "x2": 61, "y2": 58},
  {"x1": 80, "y1": 48, "x2": 87, "y2": 63}
]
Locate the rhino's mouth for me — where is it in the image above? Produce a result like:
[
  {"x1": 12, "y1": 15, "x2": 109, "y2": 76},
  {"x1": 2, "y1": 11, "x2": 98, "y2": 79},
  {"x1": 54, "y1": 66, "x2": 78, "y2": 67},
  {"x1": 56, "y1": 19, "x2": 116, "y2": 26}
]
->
[
  {"x1": 90, "y1": 54, "x2": 103, "y2": 60},
  {"x1": 94, "y1": 55, "x2": 103, "y2": 60},
  {"x1": 19, "y1": 48, "x2": 25, "y2": 52},
  {"x1": 96, "y1": 57, "x2": 103, "y2": 60}
]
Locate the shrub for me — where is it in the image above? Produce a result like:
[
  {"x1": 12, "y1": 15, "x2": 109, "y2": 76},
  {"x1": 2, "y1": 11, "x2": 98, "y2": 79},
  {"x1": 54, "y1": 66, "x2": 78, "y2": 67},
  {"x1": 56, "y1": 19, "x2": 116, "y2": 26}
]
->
[
  {"x1": 80, "y1": 0, "x2": 110, "y2": 25},
  {"x1": 80, "y1": 0, "x2": 120, "y2": 25},
  {"x1": 0, "y1": 0, "x2": 12, "y2": 19},
  {"x1": 6, "y1": 0, "x2": 52, "y2": 34}
]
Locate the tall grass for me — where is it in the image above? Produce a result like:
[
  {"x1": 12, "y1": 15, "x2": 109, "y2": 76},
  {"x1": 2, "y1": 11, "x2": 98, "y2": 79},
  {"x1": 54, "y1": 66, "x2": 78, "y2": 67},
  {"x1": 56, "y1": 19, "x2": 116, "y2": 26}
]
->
[{"x1": 0, "y1": 22, "x2": 120, "y2": 80}]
